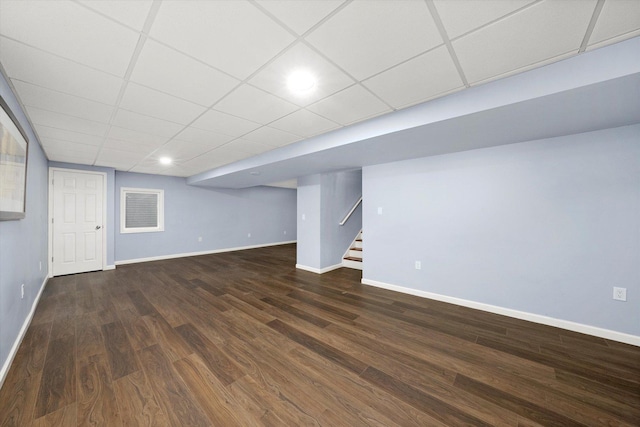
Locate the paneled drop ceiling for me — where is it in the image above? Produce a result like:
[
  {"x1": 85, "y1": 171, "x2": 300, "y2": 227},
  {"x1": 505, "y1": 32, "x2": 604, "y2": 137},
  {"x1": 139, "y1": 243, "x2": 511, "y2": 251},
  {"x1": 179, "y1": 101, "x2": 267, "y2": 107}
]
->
[{"x1": 0, "y1": 0, "x2": 639, "y2": 180}]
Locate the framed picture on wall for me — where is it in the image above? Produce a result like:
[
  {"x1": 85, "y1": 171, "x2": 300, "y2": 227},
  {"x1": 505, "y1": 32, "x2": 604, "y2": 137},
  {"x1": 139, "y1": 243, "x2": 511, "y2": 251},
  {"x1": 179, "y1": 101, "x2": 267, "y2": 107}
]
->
[{"x1": 0, "y1": 94, "x2": 29, "y2": 220}]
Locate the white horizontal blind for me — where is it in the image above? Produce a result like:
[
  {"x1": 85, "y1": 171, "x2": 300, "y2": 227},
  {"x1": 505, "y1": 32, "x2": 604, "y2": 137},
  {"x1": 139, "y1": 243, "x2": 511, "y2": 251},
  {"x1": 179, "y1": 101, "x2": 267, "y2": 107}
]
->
[
  {"x1": 120, "y1": 187, "x2": 164, "y2": 233},
  {"x1": 125, "y1": 192, "x2": 158, "y2": 229}
]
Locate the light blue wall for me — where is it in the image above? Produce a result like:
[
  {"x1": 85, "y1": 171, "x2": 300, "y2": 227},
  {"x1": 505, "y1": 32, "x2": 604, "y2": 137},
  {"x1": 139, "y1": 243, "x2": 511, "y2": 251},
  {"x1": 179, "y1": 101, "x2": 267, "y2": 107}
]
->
[
  {"x1": 0, "y1": 74, "x2": 48, "y2": 373},
  {"x1": 320, "y1": 170, "x2": 362, "y2": 268},
  {"x1": 48, "y1": 162, "x2": 116, "y2": 267},
  {"x1": 115, "y1": 172, "x2": 296, "y2": 262},
  {"x1": 297, "y1": 170, "x2": 362, "y2": 270},
  {"x1": 297, "y1": 174, "x2": 322, "y2": 268},
  {"x1": 363, "y1": 124, "x2": 640, "y2": 336}
]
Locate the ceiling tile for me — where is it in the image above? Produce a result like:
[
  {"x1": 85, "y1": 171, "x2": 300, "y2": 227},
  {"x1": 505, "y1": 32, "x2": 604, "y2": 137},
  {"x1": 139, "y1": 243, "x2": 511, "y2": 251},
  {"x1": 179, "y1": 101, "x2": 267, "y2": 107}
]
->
[
  {"x1": 453, "y1": 0, "x2": 597, "y2": 84},
  {"x1": 12, "y1": 80, "x2": 114, "y2": 124},
  {"x1": 111, "y1": 109, "x2": 184, "y2": 137},
  {"x1": 35, "y1": 125, "x2": 105, "y2": 146},
  {"x1": 76, "y1": 0, "x2": 153, "y2": 31},
  {"x1": 363, "y1": 46, "x2": 464, "y2": 109},
  {"x1": 155, "y1": 138, "x2": 216, "y2": 161},
  {"x1": 149, "y1": 0, "x2": 295, "y2": 79},
  {"x1": 248, "y1": 43, "x2": 355, "y2": 107},
  {"x1": 307, "y1": 85, "x2": 391, "y2": 125},
  {"x1": 182, "y1": 146, "x2": 250, "y2": 171},
  {"x1": 215, "y1": 85, "x2": 298, "y2": 125},
  {"x1": 102, "y1": 138, "x2": 161, "y2": 154},
  {"x1": 191, "y1": 109, "x2": 261, "y2": 137},
  {"x1": 26, "y1": 106, "x2": 109, "y2": 137},
  {"x1": 95, "y1": 149, "x2": 145, "y2": 169},
  {"x1": 0, "y1": 0, "x2": 139, "y2": 76},
  {"x1": 434, "y1": 0, "x2": 536, "y2": 39},
  {"x1": 173, "y1": 127, "x2": 234, "y2": 149},
  {"x1": 40, "y1": 139, "x2": 100, "y2": 155},
  {"x1": 1, "y1": 37, "x2": 122, "y2": 104},
  {"x1": 270, "y1": 109, "x2": 339, "y2": 137},
  {"x1": 225, "y1": 138, "x2": 275, "y2": 156},
  {"x1": 119, "y1": 83, "x2": 206, "y2": 125},
  {"x1": 47, "y1": 150, "x2": 97, "y2": 164},
  {"x1": 305, "y1": 0, "x2": 442, "y2": 80},
  {"x1": 589, "y1": 0, "x2": 640, "y2": 46},
  {"x1": 242, "y1": 126, "x2": 301, "y2": 147},
  {"x1": 266, "y1": 179, "x2": 297, "y2": 189},
  {"x1": 255, "y1": 0, "x2": 345, "y2": 35},
  {"x1": 129, "y1": 163, "x2": 183, "y2": 176},
  {"x1": 106, "y1": 126, "x2": 169, "y2": 147},
  {"x1": 130, "y1": 40, "x2": 240, "y2": 107}
]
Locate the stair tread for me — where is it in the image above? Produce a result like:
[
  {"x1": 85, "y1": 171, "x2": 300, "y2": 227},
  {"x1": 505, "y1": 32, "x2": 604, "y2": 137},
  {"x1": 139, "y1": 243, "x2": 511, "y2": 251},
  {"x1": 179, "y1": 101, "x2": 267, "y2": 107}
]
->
[
  {"x1": 350, "y1": 247, "x2": 362, "y2": 251},
  {"x1": 343, "y1": 256, "x2": 362, "y2": 262}
]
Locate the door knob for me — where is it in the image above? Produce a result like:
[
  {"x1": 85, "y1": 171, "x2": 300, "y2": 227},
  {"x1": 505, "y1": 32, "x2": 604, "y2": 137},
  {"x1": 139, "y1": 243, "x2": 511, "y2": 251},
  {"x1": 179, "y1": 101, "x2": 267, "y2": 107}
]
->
[{"x1": 96, "y1": 225, "x2": 102, "y2": 230}]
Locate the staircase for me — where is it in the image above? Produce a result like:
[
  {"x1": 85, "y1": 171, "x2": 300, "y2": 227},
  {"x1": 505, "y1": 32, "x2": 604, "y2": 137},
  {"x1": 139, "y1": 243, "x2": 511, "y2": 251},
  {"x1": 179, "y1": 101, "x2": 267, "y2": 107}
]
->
[{"x1": 342, "y1": 231, "x2": 363, "y2": 270}]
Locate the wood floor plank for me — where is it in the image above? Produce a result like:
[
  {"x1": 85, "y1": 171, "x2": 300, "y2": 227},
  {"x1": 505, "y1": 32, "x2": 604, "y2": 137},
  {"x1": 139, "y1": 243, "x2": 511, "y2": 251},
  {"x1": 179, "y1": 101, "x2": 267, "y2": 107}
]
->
[
  {"x1": 140, "y1": 312, "x2": 192, "y2": 362},
  {"x1": 34, "y1": 335, "x2": 76, "y2": 418},
  {"x1": 287, "y1": 346, "x2": 448, "y2": 427},
  {"x1": 267, "y1": 318, "x2": 368, "y2": 375},
  {"x1": 244, "y1": 330, "x2": 403, "y2": 427},
  {"x1": 174, "y1": 323, "x2": 244, "y2": 386},
  {"x1": 76, "y1": 314, "x2": 104, "y2": 361},
  {"x1": 0, "y1": 322, "x2": 51, "y2": 427},
  {"x1": 101, "y1": 321, "x2": 139, "y2": 380},
  {"x1": 126, "y1": 290, "x2": 157, "y2": 316},
  {"x1": 453, "y1": 374, "x2": 588, "y2": 427},
  {"x1": 137, "y1": 345, "x2": 210, "y2": 426},
  {"x1": 2, "y1": 244, "x2": 639, "y2": 426},
  {"x1": 361, "y1": 366, "x2": 493, "y2": 426},
  {"x1": 32, "y1": 403, "x2": 76, "y2": 427},
  {"x1": 261, "y1": 295, "x2": 332, "y2": 328},
  {"x1": 112, "y1": 370, "x2": 170, "y2": 427},
  {"x1": 76, "y1": 353, "x2": 121, "y2": 426},
  {"x1": 477, "y1": 336, "x2": 640, "y2": 396},
  {"x1": 173, "y1": 354, "x2": 258, "y2": 427},
  {"x1": 115, "y1": 308, "x2": 157, "y2": 352}
]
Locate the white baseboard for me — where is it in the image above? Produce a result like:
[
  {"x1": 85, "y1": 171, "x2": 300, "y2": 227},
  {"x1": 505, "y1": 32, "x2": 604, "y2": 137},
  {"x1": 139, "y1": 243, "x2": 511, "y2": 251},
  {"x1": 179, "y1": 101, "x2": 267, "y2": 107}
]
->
[
  {"x1": 0, "y1": 275, "x2": 48, "y2": 390},
  {"x1": 103, "y1": 265, "x2": 116, "y2": 271},
  {"x1": 361, "y1": 278, "x2": 640, "y2": 347},
  {"x1": 296, "y1": 263, "x2": 343, "y2": 274},
  {"x1": 115, "y1": 240, "x2": 297, "y2": 266}
]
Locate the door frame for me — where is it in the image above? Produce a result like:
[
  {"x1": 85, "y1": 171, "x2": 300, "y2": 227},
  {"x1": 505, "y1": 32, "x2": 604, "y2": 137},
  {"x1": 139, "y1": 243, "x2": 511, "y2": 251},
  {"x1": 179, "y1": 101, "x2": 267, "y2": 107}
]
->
[{"x1": 48, "y1": 167, "x2": 108, "y2": 277}]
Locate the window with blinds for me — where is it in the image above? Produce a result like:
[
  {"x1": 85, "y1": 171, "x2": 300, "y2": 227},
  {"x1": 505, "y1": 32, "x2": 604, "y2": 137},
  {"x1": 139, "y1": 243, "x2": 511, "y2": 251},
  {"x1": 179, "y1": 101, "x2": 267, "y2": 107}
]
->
[{"x1": 120, "y1": 188, "x2": 164, "y2": 233}]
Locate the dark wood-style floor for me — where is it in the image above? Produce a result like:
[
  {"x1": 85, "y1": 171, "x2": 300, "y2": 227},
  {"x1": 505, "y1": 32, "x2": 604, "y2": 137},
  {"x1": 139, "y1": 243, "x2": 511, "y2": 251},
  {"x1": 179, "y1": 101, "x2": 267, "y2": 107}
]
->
[{"x1": 1, "y1": 244, "x2": 638, "y2": 426}]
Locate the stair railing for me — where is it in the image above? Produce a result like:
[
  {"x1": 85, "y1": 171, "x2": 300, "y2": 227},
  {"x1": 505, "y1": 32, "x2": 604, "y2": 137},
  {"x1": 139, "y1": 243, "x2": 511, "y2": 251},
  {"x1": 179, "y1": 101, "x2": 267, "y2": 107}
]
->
[{"x1": 339, "y1": 196, "x2": 362, "y2": 226}]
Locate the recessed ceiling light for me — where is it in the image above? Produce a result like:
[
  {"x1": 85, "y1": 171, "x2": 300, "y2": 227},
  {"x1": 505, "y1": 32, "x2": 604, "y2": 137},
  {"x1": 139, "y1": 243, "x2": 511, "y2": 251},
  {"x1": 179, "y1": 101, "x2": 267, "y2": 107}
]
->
[
  {"x1": 287, "y1": 69, "x2": 316, "y2": 95},
  {"x1": 159, "y1": 157, "x2": 172, "y2": 165}
]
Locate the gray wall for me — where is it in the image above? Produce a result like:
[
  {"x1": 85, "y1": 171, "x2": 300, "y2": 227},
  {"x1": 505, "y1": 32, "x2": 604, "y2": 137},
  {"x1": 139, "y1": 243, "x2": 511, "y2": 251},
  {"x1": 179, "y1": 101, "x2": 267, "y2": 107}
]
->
[
  {"x1": 48, "y1": 162, "x2": 116, "y2": 267},
  {"x1": 115, "y1": 172, "x2": 296, "y2": 262},
  {"x1": 363, "y1": 124, "x2": 640, "y2": 336},
  {"x1": 0, "y1": 73, "x2": 48, "y2": 373},
  {"x1": 297, "y1": 170, "x2": 362, "y2": 270}
]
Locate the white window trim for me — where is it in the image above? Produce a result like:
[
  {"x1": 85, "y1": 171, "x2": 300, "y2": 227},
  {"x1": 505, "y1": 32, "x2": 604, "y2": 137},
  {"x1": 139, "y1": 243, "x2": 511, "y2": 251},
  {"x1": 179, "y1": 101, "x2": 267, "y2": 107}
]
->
[{"x1": 120, "y1": 187, "x2": 164, "y2": 234}]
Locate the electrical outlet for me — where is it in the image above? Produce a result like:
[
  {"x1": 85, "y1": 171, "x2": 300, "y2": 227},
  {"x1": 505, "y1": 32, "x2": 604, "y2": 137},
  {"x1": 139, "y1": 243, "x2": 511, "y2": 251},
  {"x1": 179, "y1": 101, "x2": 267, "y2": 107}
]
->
[
  {"x1": 248, "y1": 233, "x2": 251, "y2": 238},
  {"x1": 39, "y1": 261, "x2": 42, "y2": 271},
  {"x1": 613, "y1": 287, "x2": 627, "y2": 301},
  {"x1": 377, "y1": 207, "x2": 383, "y2": 215},
  {"x1": 415, "y1": 261, "x2": 421, "y2": 270},
  {"x1": 198, "y1": 236, "x2": 202, "y2": 242},
  {"x1": 284, "y1": 230, "x2": 287, "y2": 235},
  {"x1": 302, "y1": 213, "x2": 306, "y2": 220},
  {"x1": 21, "y1": 284, "x2": 24, "y2": 299}
]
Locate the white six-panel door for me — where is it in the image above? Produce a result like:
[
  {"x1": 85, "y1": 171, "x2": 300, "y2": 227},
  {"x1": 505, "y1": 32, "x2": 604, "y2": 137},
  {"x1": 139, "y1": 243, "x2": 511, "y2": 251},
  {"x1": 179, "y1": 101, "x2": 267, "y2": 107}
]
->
[{"x1": 52, "y1": 169, "x2": 104, "y2": 276}]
